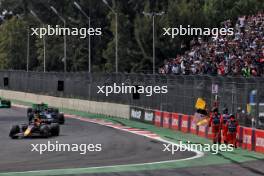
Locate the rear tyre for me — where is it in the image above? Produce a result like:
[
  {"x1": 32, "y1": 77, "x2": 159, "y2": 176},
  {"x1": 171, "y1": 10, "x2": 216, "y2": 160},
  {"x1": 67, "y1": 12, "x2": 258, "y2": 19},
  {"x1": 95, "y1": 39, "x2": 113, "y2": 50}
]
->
[
  {"x1": 28, "y1": 114, "x2": 34, "y2": 123},
  {"x1": 6, "y1": 101, "x2": 11, "y2": 108},
  {"x1": 9, "y1": 125, "x2": 20, "y2": 139},
  {"x1": 50, "y1": 123, "x2": 60, "y2": 136},
  {"x1": 27, "y1": 108, "x2": 33, "y2": 114},
  {"x1": 54, "y1": 108, "x2": 59, "y2": 114},
  {"x1": 58, "y1": 113, "x2": 65, "y2": 124},
  {"x1": 40, "y1": 125, "x2": 50, "y2": 138},
  {"x1": 27, "y1": 108, "x2": 33, "y2": 122}
]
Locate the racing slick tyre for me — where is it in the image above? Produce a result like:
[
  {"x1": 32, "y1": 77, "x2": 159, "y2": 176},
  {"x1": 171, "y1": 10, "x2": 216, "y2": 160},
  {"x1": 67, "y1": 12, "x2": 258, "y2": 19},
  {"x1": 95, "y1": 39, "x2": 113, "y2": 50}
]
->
[
  {"x1": 27, "y1": 108, "x2": 34, "y2": 122},
  {"x1": 6, "y1": 100, "x2": 11, "y2": 108},
  {"x1": 54, "y1": 108, "x2": 59, "y2": 114},
  {"x1": 27, "y1": 108, "x2": 33, "y2": 114},
  {"x1": 50, "y1": 123, "x2": 60, "y2": 136},
  {"x1": 40, "y1": 125, "x2": 50, "y2": 138},
  {"x1": 9, "y1": 125, "x2": 20, "y2": 139},
  {"x1": 28, "y1": 114, "x2": 34, "y2": 123},
  {"x1": 58, "y1": 113, "x2": 65, "y2": 124}
]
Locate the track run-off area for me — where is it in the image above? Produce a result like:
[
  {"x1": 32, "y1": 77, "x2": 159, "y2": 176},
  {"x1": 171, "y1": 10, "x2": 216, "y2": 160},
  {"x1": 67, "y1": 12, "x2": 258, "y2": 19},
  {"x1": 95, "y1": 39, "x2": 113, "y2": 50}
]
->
[{"x1": 0, "y1": 104, "x2": 264, "y2": 176}]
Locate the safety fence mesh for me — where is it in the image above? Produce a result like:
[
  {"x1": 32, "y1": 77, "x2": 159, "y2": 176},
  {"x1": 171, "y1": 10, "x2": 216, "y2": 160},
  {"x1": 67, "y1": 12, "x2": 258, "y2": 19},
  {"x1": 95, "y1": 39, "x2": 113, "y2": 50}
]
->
[{"x1": 0, "y1": 70, "x2": 263, "y2": 129}]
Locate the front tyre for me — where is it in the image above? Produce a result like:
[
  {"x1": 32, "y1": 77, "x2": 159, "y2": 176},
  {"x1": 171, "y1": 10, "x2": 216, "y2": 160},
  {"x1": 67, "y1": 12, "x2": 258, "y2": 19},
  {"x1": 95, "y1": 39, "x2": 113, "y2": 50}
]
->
[
  {"x1": 27, "y1": 108, "x2": 34, "y2": 122},
  {"x1": 50, "y1": 123, "x2": 60, "y2": 136},
  {"x1": 9, "y1": 125, "x2": 20, "y2": 139},
  {"x1": 6, "y1": 101, "x2": 11, "y2": 108},
  {"x1": 40, "y1": 125, "x2": 50, "y2": 138}
]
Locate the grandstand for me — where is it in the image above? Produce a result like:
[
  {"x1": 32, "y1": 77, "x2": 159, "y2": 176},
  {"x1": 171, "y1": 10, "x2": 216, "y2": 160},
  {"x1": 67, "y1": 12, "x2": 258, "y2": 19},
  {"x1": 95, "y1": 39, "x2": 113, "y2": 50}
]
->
[{"x1": 159, "y1": 12, "x2": 264, "y2": 77}]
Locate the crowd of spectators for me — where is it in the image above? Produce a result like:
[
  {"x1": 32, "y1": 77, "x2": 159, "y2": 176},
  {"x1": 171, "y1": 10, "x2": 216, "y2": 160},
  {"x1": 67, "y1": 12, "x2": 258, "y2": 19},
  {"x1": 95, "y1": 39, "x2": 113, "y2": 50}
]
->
[{"x1": 159, "y1": 12, "x2": 264, "y2": 77}]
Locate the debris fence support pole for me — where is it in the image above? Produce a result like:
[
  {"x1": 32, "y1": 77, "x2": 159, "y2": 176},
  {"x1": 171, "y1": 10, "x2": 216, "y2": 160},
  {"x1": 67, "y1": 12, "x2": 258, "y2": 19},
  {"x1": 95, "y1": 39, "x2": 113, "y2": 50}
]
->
[
  {"x1": 152, "y1": 14, "x2": 155, "y2": 74},
  {"x1": 27, "y1": 28, "x2": 30, "y2": 72},
  {"x1": 115, "y1": 12, "x2": 118, "y2": 73}
]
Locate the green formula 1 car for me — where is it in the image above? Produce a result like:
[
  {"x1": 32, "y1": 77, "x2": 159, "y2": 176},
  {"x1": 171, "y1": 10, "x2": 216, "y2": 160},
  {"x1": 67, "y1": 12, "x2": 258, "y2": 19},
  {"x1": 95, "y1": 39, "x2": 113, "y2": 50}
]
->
[
  {"x1": 0, "y1": 97, "x2": 11, "y2": 108},
  {"x1": 27, "y1": 103, "x2": 65, "y2": 124}
]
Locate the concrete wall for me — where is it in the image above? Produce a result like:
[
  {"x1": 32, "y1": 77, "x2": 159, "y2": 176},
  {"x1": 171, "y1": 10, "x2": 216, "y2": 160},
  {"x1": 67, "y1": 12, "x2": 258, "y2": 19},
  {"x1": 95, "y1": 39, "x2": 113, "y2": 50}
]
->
[{"x1": 0, "y1": 89, "x2": 130, "y2": 119}]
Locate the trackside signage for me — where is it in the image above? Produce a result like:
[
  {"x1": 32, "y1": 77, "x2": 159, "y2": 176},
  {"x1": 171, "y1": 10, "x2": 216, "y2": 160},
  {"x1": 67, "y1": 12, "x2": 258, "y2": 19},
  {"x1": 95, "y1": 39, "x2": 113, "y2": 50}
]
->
[
  {"x1": 242, "y1": 127, "x2": 253, "y2": 150},
  {"x1": 130, "y1": 107, "x2": 142, "y2": 120},
  {"x1": 256, "y1": 138, "x2": 264, "y2": 147},
  {"x1": 144, "y1": 110, "x2": 154, "y2": 122},
  {"x1": 255, "y1": 129, "x2": 264, "y2": 153},
  {"x1": 130, "y1": 106, "x2": 154, "y2": 124}
]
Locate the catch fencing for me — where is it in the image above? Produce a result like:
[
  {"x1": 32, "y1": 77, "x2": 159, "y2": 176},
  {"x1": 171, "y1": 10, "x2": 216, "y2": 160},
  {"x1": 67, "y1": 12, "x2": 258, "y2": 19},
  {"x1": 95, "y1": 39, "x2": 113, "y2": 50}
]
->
[{"x1": 0, "y1": 70, "x2": 263, "y2": 129}]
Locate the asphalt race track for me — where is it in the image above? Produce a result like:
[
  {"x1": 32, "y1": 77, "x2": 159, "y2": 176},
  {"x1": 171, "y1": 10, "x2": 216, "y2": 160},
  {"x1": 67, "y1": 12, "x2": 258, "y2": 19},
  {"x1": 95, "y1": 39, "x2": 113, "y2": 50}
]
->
[
  {"x1": 0, "y1": 107, "x2": 194, "y2": 173},
  {"x1": 1, "y1": 107, "x2": 264, "y2": 176}
]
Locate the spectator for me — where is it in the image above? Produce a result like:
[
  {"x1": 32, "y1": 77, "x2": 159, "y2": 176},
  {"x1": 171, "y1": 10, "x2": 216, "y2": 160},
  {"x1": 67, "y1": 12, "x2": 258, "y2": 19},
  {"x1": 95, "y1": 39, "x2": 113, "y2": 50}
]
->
[{"x1": 159, "y1": 12, "x2": 264, "y2": 77}]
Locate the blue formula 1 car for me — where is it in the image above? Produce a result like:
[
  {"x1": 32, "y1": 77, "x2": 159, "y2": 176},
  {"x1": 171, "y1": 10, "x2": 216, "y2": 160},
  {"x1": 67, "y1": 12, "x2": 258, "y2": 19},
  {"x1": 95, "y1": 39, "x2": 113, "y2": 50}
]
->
[{"x1": 9, "y1": 114, "x2": 60, "y2": 139}]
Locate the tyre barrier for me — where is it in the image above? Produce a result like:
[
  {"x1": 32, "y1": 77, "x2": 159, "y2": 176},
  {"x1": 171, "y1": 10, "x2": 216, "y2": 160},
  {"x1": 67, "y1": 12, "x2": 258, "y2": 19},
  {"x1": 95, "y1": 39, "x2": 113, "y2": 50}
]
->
[
  {"x1": 129, "y1": 106, "x2": 264, "y2": 154},
  {"x1": 171, "y1": 113, "x2": 181, "y2": 131},
  {"x1": 237, "y1": 126, "x2": 244, "y2": 148},
  {"x1": 154, "y1": 110, "x2": 162, "y2": 127},
  {"x1": 255, "y1": 129, "x2": 264, "y2": 153},
  {"x1": 198, "y1": 125, "x2": 208, "y2": 138},
  {"x1": 190, "y1": 115, "x2": 198, "y2": 135},
  {"x1": 181, "y1": 115, "x2": 191, "y2": 133},
  {"x1": 207, "y1": 126, "x2": 214, "y2": 139},
  {"x1": 162, "y1": 112, "x2": 171, "y2": 129},
  {"x1": 242, "y1": 127, "x2": 254, "y2": 151}
]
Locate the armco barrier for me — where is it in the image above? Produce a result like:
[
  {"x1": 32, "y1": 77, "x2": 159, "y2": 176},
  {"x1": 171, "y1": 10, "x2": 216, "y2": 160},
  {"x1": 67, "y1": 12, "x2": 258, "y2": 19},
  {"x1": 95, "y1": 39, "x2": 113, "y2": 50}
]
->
[
  {"x1": 255, "y1": 129, "x2": 264, "y2": 153},
  {"x1": 154, "y1": 110, "x2": 162, "y2": 127},
  {"x1": 163, "y1": 112, "x2": 171, "y2": 129},
  {"x1": 171, "y1": 113, "x2": 181, "y2": 131}
]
